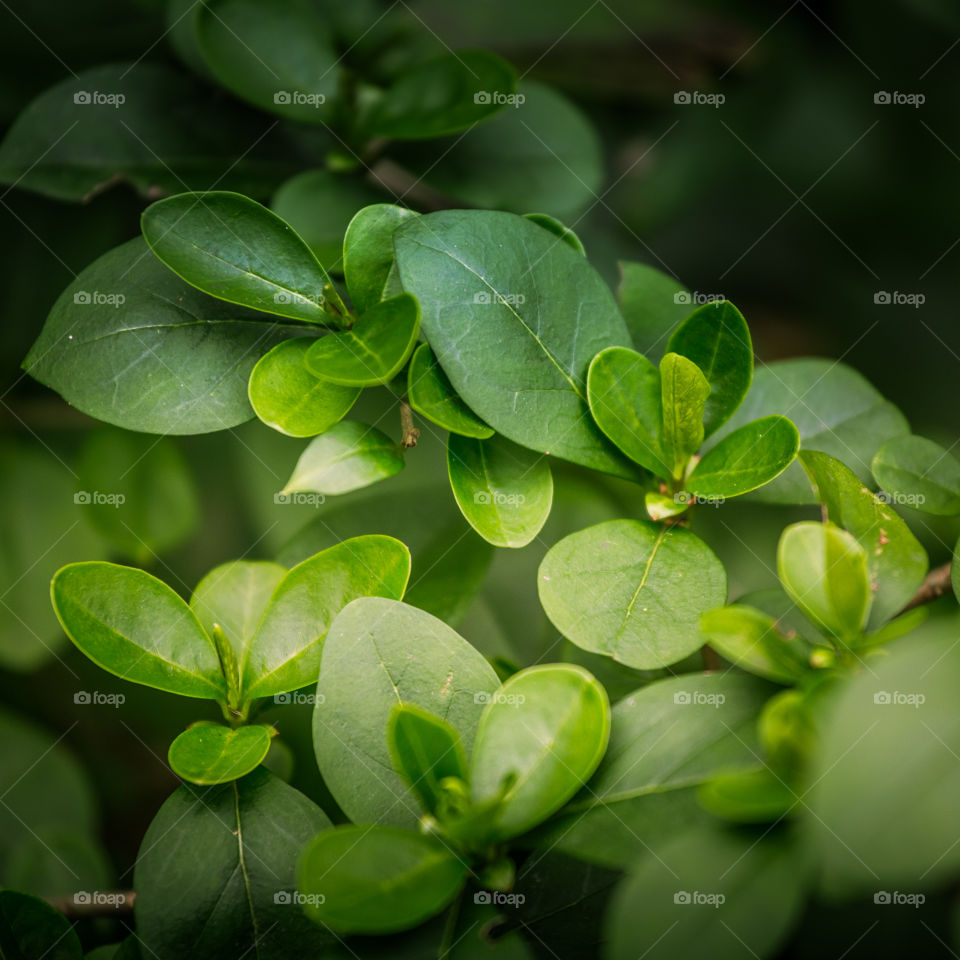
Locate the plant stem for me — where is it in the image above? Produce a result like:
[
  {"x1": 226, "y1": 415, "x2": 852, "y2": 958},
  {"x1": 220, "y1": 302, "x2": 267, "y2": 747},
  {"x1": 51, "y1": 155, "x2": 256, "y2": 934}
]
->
[
  {"x1": 702, "y1": 645, "x2": 722, "y2": 671},
  {"x1": 46, "y1": 891, "x2": 136, "y2": 918},
  {"x1": 399, "y1": 398, "x2": 420, "y2": 448},
  {"x1": 899, "y1": 562, "x2": 952, "y2": 613}
]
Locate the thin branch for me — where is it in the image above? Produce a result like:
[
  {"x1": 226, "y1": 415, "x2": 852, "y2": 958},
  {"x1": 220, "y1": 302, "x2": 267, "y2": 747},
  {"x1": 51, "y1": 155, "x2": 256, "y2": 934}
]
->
[
  {"x1": 46, "y1": 891, "x2": 136, "y2": 918},
  {"x1": 899, "y1": 562, "x2": 952, "y2": 613},
  {"x1": 399, "y1": 398, "x2": 420, "y2": 449}
]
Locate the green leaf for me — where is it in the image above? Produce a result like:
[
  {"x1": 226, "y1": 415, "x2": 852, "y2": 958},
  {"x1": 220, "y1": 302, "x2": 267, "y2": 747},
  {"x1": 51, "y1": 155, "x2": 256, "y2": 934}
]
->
[
  {"x1": 168, "y1": 722, "x2": 274, "y2": 785},
  {"x1": 686, "y1": 415, "x2": 799, "y2": 499},
  {"x1": 605, "y1": 826, "x2": 807, "y2": 960},
  {"x1": 666, "y1": 299, "x2": 753, "y2": 437},
  {"x1": 314, "y1": 598, "x2": 499, "y2": 827},
  {"x1": 447, "y1": 433, "x2": 553, "y2": 548},
  {"x1": 539, "y1": 519, "x2": 727, "y2": 669},
  {"x1": 586, "y1": 346, "x2": 668, "y2": 477},
  {"x1": 51, "y1": 562, "x2": 226, "y2": 699},
  {"x1": 700, "y1": 605, "x2": 811, "y2": 683},
  {"x1": 76, "y1": 428, "x2": 199, "y2": 562},
  {"x1": 195, "y1": 0, "x2": 338, "y2": 123},
  {"x1": 24, "y1": 238, "x2": 308, "y2": 434},
  {"x1": 470, "y1": 664, "x2": 610, "y2": 842},
  {"x1": 387, "y1": 704, "x2": 468, "y2": 815},
  {"x1": 872, "y1": 434, "x2": 960, "y2": 515},
  {"x1": 242, "y1": 535, "x2": 411, "y2": 700},
  {"x1": 271, "y1": 170, "x2": 387, "y2": 272},
  {"x1": 711, "y1": 358, "x2": 908, "y2": 504},
  {"x1": 298, "y1": 826, "x2": 467, "y2": 935},
  {"x1": 134, "y1": 768, "x2": 331, "y2": 959},
  {"x1": 523, "y1": 213, "x2": 586, "y2": 255},
  {"x1": 799, "y1": 449, "x2": 928, "y2": 626},
  {"x1": 777, "y1": 522, "x2": 871, "y2": 641},
  {"x1": 408, "y1": 343, "x2": 493, "y2": 439},
  {"x1": 142, "y1": 191, "x2": 336, "y2": 325},
  {"x1": 5, "y1": 827, "x2": 110, "y2": 901},
  {"x1": 363, "y1": 49, "x2": 516, "y2": 139},
  {"x1": 0, "y1": 890, "x2": 83, "y2": 960},
  {"x1": 617, "y1": 262, "x2": 691, "y2": 360},
  {"x1": 697, "y1": 768, "x2": 798, "y2": 823},
  {"x1": 305, "y1": 294, "x2": 420, "y2": 386},
  {"x1": 342, "y1": 203, "x2": 420, "y2": 315},
  {"x1": 248, "y1": 338, "x2": 359, "y2": 437},
  {"x1": 394, "y1": 210, "x2": 637, "y2": 477},
  {"x1": 282, "y1": 421, "x2": 405, "y2": 495},
  {"x1": 659, "y1": 352, "x2": 710, "y2": 477},
  {"x1": 532, "y1": 673, "x2": 771, "y2": 868}
]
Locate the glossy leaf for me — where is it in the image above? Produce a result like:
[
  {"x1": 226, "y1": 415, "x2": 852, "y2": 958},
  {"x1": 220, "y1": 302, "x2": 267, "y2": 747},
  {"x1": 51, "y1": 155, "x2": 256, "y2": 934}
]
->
[
  {"x1": 305, "y1": 294, "x2": 420, "y2": 386},
  {"x1": 686, "y1": 415, "x2": 799, "y2": 499},
  {"x1": 168, "y1": 723, "x2": 274, "y2": 785},
  {"x1": 470, "y1": 664, "x2": 610, "y2": 841},
  {"x1": 298, "y1": 826, "x2": 467, "y2": 934},
  {"x1": 408, "y1": 343, "x2": 493, "y2": 439},
  {"x1": 135, "y1": 768, "x2": 331, "y2": 959},
  {"x1": 659, "y1": 352, "x2": 709, "y2": 477},
  {"x1": 447, "y1": 433, "x2": 553, "y2": 548},
  {"x1": 242, "y1": 535, "x2": 411, "y2": 699},
  {"x1": 539, "y1": 519, "x2": 727, "y2": 669},
  {"x1": 195, "y1": 0, "x2": 338, "y2": 123},
  {"x1": 617, "y1": 261, "x2": 691, "y2": 360},
  {"x1": 586, "y1": 346, "x2": 668, "y2": 476},
  {"x1": 249, "y1": 338, "x2": 359, "y2": 437},
  {"x1": 394, "y1": 209, "x2": 637, "y2": 478},
  {"x1": 342, "y1": 203, "x2": 419, "y2": 315},
  {"x1": 314, "y1": 598, "x2": 499, "y2": 827},
  {"x1": 777, "y1": 522, "x2": 871, "y2": 641},
  {"x1": 0, "y1": 891, "x2": 83, "y2": 960},
  {"x1": 799, "y1": 449, "x2": 928, "y2": 626},
  {"x1": 142, "y1": 192, "x2": 335, "y2": 324},
  {"x1": 51, "y1": 562, "x2": 225, "y2": 699},
  {"x1": 363, "y1": 50, "x2": 516, "y2": 139},
  {"x1": 523, "y1": 213, "x2": 586, "y2": 254},
  {"x1": 666, "y1": 299, "x2": 753, "y2": 437},
  {"x1": 24, "y1": 238, "x2": 308, "y2": 434},
  {"x1": 282, "y1": 421, "x2": 404, "y2": 496},
  {"x1": 872, "y1": 434, "x2": 960, "y2": 515}
]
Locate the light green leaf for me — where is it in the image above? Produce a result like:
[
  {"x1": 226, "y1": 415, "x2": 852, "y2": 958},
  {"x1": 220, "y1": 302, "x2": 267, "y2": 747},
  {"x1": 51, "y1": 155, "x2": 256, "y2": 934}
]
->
[
  {"x1": 363, "y1": 49, "x2": 515, "y2": 139},
  {"x1": 539, "y1": 519, "x2": 727, "y2": 669},
  {"x1": 248, "y1": 338, "x2": 359, "y2": 437},
  {"x1": 168, "y1": 723, "x2": 274, "y2": 785},
  {"x1": 305, "y1": 294, "x2": 420, "y2": 386},
  {"x1": 470, "y1": 664, "x2": 610, "y2": 842},
  {"x1": 394, "y1": 209, "x2": 637, "y2": 478},
  {"x1": 617, "y1": 261, "x2": 691, "y2": 360},
  {"x1": 195, "y1": 0, "x2": 338, "y2": 123},
  {"x1": 242, "y1": 535, "x2": 411, "y2": 700},
  {"x1": 298, "y1": 826, "x2": 467, "y2": 934},
  {"x1": 408, "y1": 343, "x2": 494, "y2": 439},
  {"x1": 777, "y1": 522, "x2": 871, "y2": 641},
  {"x1": 872, "y1": 434, "x2": 960, "y2": 516},
  {"x1": 686, "y1": 415, "x2": 799, "y2": 499},
  {"x1": 666, "y1": 299, "x2": 753, "y2": 437},
  {"x1": 282, "y1": 421, "x2": 405, "y2": 496},
  {"x1": 24, "y1": 238, "x2": 308, "y2": 434},
  {"x1": 659, "y1": 352, "x2": 710, "y2": 478},
  {"x1": 314, "y1": 598, "x2": 499, "y2": 827},
  {"x1": 447, "y1": 433, "x2": 553, "y2": 548},
  {"x1": 523, "y1": 213, "x2": 586, "y2": 255},
  {"x1": 799, "y1": 449, "x2": 928, "y2": 627},
  {"x1": 342, "y1": 203, "x2": 420, "y2": 315},
  {"x1": 142, "y1": 191, "x2": 336, "y2": 325},
  {"x1": 586, "y1": 346, "x2": 668, "y2": 477},
  {"x1": 51, "y1": 562, "x2": 225, "y2": 699}
]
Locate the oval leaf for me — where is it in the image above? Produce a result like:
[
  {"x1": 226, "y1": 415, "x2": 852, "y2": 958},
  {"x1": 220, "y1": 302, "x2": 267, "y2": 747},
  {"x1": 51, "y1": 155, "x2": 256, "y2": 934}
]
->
[
  {"x1": 0, "y1": 890, "x2": 83, "y2": 960},
  {"x1": 659, "y1": 352, "x2": 709, "y2": 478},
  {"x1": 168, "y1": 723, "x2": 274, "y2": 785},
  {"x1": 872, "y1": 434, "x2": 960, "y2": 516},
  {"x1": 408, "y1": 343, "x2": 493, "y2": 439}
]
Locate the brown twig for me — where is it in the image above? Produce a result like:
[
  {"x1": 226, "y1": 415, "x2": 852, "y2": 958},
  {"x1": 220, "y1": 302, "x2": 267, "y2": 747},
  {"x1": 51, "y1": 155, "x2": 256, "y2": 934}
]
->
[
  {"x1": 899, "y1": 562, "x2": 952, "y2": 613},
  {"x1": 46, "y1": 891, "x2": 136, "y2": 918},
  {"x1": 399, "y1": 398, "x2": 419, "y2": 448}
]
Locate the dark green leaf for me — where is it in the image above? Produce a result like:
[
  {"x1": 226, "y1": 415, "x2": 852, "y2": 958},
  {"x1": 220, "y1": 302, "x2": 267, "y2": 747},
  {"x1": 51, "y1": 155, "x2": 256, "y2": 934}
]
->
[
  {"x1": 168, "y1": 723, "x2": 274, "y2": 785},
  {"x1": 5, "y1": 827, "x2": 110, "y2": 901},
  {"x1": 0, "y1": 890, "x2": 83, "y2": 960},
  {"x1": 617, "y1": 261, "x2": 691, "y2": 360},
  {"x1": 343, "y1": 204, "x2": 419, "y2": 315},
  {"x1": 872, "y1": 434, "x2": 960, "y2": 515},
  {"x1": 523, "y1": 213, "x2": 586, "y2": 254},
  {"x1": 408, "y1": 343, "x2": 493, "y2": 439}
]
